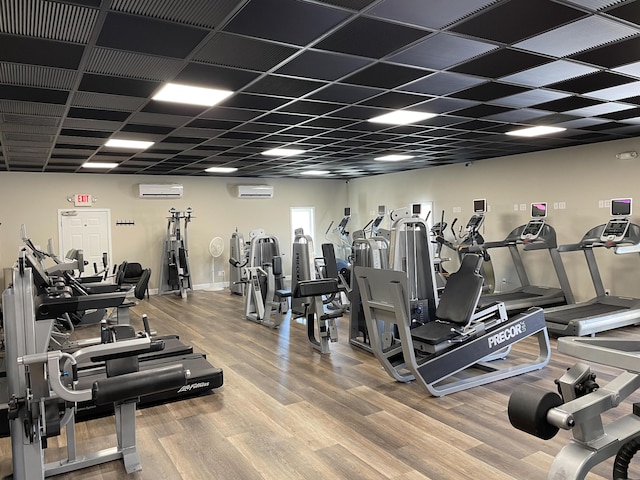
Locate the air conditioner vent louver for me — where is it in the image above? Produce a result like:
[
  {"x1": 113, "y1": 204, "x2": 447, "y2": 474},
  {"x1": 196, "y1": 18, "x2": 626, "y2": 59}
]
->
[
  {"x1": 235, "y1": 185, "x2": 273, "y2": 199},
  {"x1": 139, "y1": 184, "x2": 183, "y2": 198}
]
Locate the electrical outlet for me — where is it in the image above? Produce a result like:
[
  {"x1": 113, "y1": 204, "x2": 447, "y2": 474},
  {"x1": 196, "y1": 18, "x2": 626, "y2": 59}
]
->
[
  {"x1": 598, "y1": 200, "x2": 604, "y2": 208},
  {"x1": 218, "y1": 270, "x2": 225, "y2": 278},
  {"x1": 514, "y1": 204, "x2": 519, "y2": 211},
  {"x1": 553, "y1": 202, "x2": 558, "y2": 209},
  {"x1": 519, "y1": 203, "x2": 526, "y2": 211},
  {"x1": 559, "y1": 201, "x2": 566, "y2": 209}
]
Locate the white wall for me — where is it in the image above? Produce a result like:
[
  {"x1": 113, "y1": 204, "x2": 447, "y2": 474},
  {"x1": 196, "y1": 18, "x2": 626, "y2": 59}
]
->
[
  {"x1": 0, "y1": 172, "x2": 348, "y2": 291},
  {"x1": 348, "y1": 136, "x2": 640, "y2": 302}
]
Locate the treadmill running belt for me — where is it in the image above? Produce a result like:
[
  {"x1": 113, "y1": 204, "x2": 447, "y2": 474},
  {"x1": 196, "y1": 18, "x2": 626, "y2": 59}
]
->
[
  {"x1": 546, "y1": 303, "x2": 625, "y2": 324},
  {"x1": 482, "y1": 291, "x2": 540, "y2": 302}
]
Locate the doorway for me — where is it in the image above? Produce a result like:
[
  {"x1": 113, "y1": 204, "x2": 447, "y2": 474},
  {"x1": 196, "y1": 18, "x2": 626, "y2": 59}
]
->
[{"x1": 58, "y1": 209, "x2": 112, "y2": 275}]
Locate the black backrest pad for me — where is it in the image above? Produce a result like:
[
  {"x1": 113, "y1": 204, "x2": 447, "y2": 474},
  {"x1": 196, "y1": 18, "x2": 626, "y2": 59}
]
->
[
  {"x1": 321, "y1": 243, "x2": 339, "y2": 279},
  {"x1": 435, "y1": 254, "x2": 484, "y2": 325}
]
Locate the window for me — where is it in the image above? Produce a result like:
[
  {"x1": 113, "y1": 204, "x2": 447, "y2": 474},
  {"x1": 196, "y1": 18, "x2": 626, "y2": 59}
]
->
[{"x1": 290, "y1": 207, "x2": 316, "y2": 252}]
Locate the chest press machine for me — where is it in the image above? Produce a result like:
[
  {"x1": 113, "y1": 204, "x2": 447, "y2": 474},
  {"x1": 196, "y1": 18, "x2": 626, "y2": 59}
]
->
[
  {"x1": 230, "y1": 230, "x2": 290, "y2": 329},
  {"x1": 3, "y1": 253, "x2": 189, "y2": 479},
  {"x1": 355, "y1": 254, "x2": 551, "y2": 396},
  {"x1": 293, "y1": 243, "x2": 345, "y2": 354}
]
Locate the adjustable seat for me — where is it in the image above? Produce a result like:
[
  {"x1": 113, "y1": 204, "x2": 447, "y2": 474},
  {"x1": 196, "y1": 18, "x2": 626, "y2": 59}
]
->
[{"x1": 411, "y1": 254, "x2": 484, "y2": 345}]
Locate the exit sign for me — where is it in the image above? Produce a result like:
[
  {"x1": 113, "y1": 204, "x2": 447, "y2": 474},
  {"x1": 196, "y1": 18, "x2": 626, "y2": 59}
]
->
[{"x1": 74, "y1": 193, "x2": 92, "y2": 207}]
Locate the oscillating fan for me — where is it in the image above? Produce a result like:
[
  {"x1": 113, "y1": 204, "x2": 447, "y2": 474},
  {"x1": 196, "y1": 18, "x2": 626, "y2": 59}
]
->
[{"x1": 207, "y1": 236, "x2": 225, "y2": 291}]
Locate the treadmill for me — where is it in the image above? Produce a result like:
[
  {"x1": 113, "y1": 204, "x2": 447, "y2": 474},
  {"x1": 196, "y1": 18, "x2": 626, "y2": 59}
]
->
[
  {"x1": 476, "y1": 203, "x2": 574, "y2": 313},
  {"x1": 545, "y1": 198, "x2": 640, "y2": 336}
]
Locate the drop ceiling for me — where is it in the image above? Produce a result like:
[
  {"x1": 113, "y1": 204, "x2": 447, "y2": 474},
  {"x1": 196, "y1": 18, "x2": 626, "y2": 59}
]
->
[{"x1": 1, "y1": 0, "x2": 640, "y2": 178}]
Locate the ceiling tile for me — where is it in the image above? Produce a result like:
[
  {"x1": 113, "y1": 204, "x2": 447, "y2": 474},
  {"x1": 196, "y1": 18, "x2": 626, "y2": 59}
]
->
[
  {"x1": 401, "y1": 72, "x2": 486, "y2": 96},
  {"x1": 451, "y1": 49, "x2": 551, "y2": 78},
  {"x1": 0, "y1": 34, "x2": 85, "y2": 69},
  {"x1": 86, "y1": 47, "x2": 184, "y2": 81},
  {"x1": 97, "y1": 12, "x2": 208, "y2": 58},
  {"x1": 308, "y1": 84, "x2": 383, "y2": 103},
  {"x1": 71, "y1": 92, "x2": 147, "y2": 111},
  {"x1": 342, "y1": 63, "x2": 426, "y2": 89},
  {"x1": 532, "y1": 96, "x2": 601, "y2": 112},
  {"x1": 500, "y1": 60, "x2": 599, "y2": 87},
  {"x1": 223, "y1": 0, "x2": 349, "y2": 45},
  {"x1": 0, "y1": 85, "x2": 69, "y2": 104},
  {"x1": 388, "y1": 33, "x2": 497, "y2": 70},
  {"x1": 79, "y1": 73, "x2": 159, "y2": 97},
  {"x1": 514, "y1": 16, "x2": 637, "y2": 57},
  {"x1": 548, "y1": 71, "x2": 636, "y2": 94},
  {"x1": 244, "y1": 75, "x2": 326, "y2": 97},
  {"x1": 450, "y1": 0, "x2": 586, "y2": 43},
  {"x1": 571, "y1": 37, "x2": 640, "y2": 68},
  {"x1": 175, "y1": 63, "x2": 259, "y2": 91},
  {"x1": 275, "y1": 50, "x2": 371, "y2": 81},
  {"x1": 565, "y1": 102, "x2": 634, "y2": 116},
  {"x1": 586, "y1": 81, "x2": 640, "y2": 100},
  {"x1": 315, "y1": 17, "x2": 429, "y2": 58},
  {"x1": 607, "y1": 1, "x2": 640, "y2": 24},
  {"x1": 452, "y1": 82, "x2": 527, "y2": 102},
  {"x1": 367, "y1": 0, "x2": 498, "y2": 29},
  {"x1": 493, "y1": 89, "x2": 569, "y2": 108},
  {"x1": 110, "y1": 0, "x2": 240, "y2": 29},
  {"x1": 193, "y1": 33, "x2": 298, "y2": 71}
]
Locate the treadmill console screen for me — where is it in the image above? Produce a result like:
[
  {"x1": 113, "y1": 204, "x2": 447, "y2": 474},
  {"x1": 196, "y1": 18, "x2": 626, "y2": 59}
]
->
[
  {"x1": 520, "y1": 219, "x2": 545, "y2": 240},
  {"x1": 601, "y1": 218, "x2": 630, "y2": 242},
  {"x1": 531, "y1": 203, "x2": 547, "y2": 218},
  {"x1": 466, "y1": 214, "x2": 484, "y2": 230},
  {"x1": 337, "y1": 217, "x2": 350, "y2": 230},
  {"x1": 372, "y1": 215, "x2": 384, "y2": 228},
  {"x1": 611, "y1": 198, "x2": 632, "y2": 216}
]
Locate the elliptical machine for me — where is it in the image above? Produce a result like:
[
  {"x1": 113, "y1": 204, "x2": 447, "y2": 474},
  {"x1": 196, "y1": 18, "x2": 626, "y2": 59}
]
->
[{"x1": 158, "y1": 208, "x2": 193, "y2": 299}]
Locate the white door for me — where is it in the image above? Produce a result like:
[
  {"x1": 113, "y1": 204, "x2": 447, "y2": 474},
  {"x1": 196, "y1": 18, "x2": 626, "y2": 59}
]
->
[{"x1": 58, "y1": 209, "x2": 112, "y2": 275}]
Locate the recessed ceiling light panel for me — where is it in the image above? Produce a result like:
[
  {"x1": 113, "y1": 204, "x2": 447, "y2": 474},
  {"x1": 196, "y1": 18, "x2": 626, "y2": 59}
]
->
[
  {"x1": 262, "y1": 148, "x2": 306, "y2": 157},
  {"x1": 506, "y1": 126, "x2": 566, "y2": 137},
  {"x1": 105, "y1": 139, "x2": 154, "y2": 149},
  {"x1": 375, "y1": 154, "x2": 414, "y2": 161},
  {"x1": 205, "y1": 166, "x2": 238, "y2": 173},
  {"x1": 368, "y1": 110, "x2": 436, "y2": 125},
  {"x1": 300, "y1": 170, "x2": 329, "y2": 176},
  {"x1": 153, "y1": 83, "x2": 234, "y2": 107},
  {"x1": 82, "y1": 162, "x2": 118, "y2": 169}
]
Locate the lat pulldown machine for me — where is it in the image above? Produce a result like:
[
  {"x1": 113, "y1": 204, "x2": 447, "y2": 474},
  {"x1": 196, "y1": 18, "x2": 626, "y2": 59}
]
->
[{"x1": 159, "y1": 208, "x2": 193, "y2": 298}]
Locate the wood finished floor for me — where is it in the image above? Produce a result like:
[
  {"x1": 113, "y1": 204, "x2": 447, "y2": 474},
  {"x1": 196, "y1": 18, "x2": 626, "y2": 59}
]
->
[{"x1": 1, "y1": 290, "x2": 640, "y2": 479}]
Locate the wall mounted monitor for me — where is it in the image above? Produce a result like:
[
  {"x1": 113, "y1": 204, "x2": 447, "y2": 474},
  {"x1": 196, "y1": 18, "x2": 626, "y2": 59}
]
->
[
  {"x1": 473, "y1": 199, "x2": 486, "y2": 213},
  {"x1": 412, "y1": 204, "x2": 421, "y2": 215},
  {"x1": 344, "y1": 207, "x2": 351, "y2": 216},
  {"x1": 531, "y1": 202, "x2": 547, "y2": 218},
  {"x1": 378, "y1": 205, "x2": 386, "y2": 216},
  {"x1": 611, "y1": 198, "x2": 632, "y2": 216}
]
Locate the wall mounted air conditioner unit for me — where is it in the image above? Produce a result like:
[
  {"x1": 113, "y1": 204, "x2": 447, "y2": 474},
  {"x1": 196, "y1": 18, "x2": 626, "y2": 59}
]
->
[
  {"x1": 235, "y1": 185, "x2": 274, "y2": 199},
  {"x1": 138, "y1": 184, "x2": 184, "y2": 198}
]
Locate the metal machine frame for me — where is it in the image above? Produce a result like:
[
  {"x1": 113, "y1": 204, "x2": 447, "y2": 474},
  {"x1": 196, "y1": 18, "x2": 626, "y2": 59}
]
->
[
  {"x1": 3, "y1": 255, "x2": 188, "y2": 479},
  {"x1": 158, "y1": 208, "x2": 193, "y2": 298},
  {"x1": 544, "y1": 218, "x2": 640, "y2": 336},
  {"x1": 477, "y1": 219, "x2": 574, "y2": 312},
  {"x1": 510, "y1": 335, "x2": 640, "y2": 480},
  {"x1": 355, "y1": 260, "x2": 551, "y2": 396}
]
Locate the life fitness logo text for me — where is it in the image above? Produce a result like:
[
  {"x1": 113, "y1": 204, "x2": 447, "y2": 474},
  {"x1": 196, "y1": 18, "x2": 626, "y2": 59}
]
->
[
  {"x1": 178, "y1": 382, "x2": 210, "y2": 393},
  {"x1": 488, "y1": 321, "x2": 526, "y2": 349}
]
